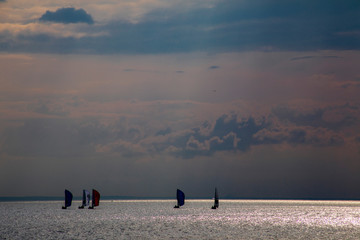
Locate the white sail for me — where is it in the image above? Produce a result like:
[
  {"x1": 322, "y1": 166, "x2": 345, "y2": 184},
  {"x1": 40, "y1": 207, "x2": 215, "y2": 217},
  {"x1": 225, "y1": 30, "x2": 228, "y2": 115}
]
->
[
  {"x1": 84, "y1": 190, "x2": 90, "y2": 206},
  {"x1": 79, "y1": 189, "x2": 91, "y2": 208}
]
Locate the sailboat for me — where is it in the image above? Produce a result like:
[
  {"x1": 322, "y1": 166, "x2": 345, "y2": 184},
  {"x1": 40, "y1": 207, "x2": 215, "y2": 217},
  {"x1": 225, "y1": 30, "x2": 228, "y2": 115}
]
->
[
  {"x1": 78, "y1": 189, "x2": 90, "y2": 209},
  {"x1": 174, "y1": 189, "x2": 185, "y2": 208},
  {"x1": 62, "y1": 189, "x2": 73, "y2": 209},
  {"x1": 211, "y1": 187, "x2": 219, "y2": 209},
  {"x1": 88, "y1": 189, "x2": 100, "y2": 209}
]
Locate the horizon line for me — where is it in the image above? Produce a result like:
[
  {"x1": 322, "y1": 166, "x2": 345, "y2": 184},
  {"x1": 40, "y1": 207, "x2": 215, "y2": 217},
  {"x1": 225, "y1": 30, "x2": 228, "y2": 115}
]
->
[{"x1": 1, "y1": 196, "x2": 360, "y2": 202}]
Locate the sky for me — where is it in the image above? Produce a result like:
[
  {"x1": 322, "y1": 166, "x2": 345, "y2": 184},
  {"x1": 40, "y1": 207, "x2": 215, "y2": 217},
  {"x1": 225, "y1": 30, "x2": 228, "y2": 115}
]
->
[{"x1": 1, "y1": 0, "x2": 360, "y2": 199}]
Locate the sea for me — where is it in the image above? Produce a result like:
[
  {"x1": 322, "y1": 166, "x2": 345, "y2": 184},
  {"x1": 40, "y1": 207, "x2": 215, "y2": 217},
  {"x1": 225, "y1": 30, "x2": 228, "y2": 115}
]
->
[{"x1": 1, "y1": 199, "x2": 360, "y2": 239}]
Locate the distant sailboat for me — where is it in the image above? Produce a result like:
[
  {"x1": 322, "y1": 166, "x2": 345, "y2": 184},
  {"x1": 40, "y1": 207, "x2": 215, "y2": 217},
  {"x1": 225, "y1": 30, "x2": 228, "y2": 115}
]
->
[
  {"x1": 88, "y1": 189, "x2": 100, "y2": 209},
  {"x1": 211, "y1": 188, "x2": 219, "y2": 209},
  {"x1": 62, "y1": 189, "x2": 73, "y2": 209},
  {"x1": 174, "y1": 189, "x2": 185, "y2": 208},
  {"x1": 78, "y1": 189, "x2": 90, "y2": 209}
]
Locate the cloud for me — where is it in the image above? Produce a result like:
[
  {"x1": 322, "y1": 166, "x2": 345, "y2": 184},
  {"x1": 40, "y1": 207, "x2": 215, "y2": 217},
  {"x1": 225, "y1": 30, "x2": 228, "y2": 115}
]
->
[
  {"x1": 0, "y1": 97, "x2": 359, "y2": 198},
  {"x1": 209, "y1": 65, "x2": 220, "y2": 69},
  {"x1": 272, "y1": 104, "x2": 358, "y2": 130},
  {"x1": 5, "y1": 108, "x2": 348, "y2": 160},
  {"x1": 27, "y1": 100, "x2": 68, "y2": 117},
  {"x1": 253, "y1": 126, "x2": 345, "y2": 147},
  {"x1": 156, "y1": 127, "x2": 172, "y2": 136},
  {"x1": 39, "y1": 7, "x2": 94, "y2": 24},
  {"x1": 290, "y1": 56, "x2": 342, "y2": 61},
  {"x1": 176, "y1": 111, "x2": 348, "y2": 157},
  {"x1": 142, "y1": 104, "x2": 356, "y2": 158},
  {"x1": 2, "y1": 0, "x2": 360, "y2": 54},
  {"x1": 143, "y1": 114, "x2": 266, "y2": 158},
  {"x1": 122, "y1": 68, "x2": 161, "y2": 73}
]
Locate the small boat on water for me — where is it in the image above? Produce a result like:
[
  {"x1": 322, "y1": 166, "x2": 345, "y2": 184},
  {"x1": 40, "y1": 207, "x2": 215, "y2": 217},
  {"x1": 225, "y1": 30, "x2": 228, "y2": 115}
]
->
[
  {"x1": 88, "y1": 189, "x2": 100, "y2": 209},
  {"x1": 211, "y1": 188, "x2": 219, "y2": 209},
  {"x1": 78, "y1": 189, "x2": 90, "y2": 209},
  {"x1": 174, "y1": 189, "x2": 185, "y2": 208},
  {"x1": 62, "y1": 189, "x2": 73, "y2": 209}
]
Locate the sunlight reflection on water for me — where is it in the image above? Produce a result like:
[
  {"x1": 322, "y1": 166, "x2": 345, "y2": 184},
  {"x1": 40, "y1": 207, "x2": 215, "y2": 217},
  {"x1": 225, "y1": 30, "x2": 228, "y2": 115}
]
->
[{"x1": 1, "y1": 200, "x2": 360, "y2": 239}]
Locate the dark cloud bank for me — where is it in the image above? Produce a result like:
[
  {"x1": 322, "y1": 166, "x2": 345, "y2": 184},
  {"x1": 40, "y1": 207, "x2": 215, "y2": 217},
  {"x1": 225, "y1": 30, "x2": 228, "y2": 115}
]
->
[
  {"x1": 1, "y1": 103, "x2": 359, "y2": 199},
  {"x1": 3, "y1": 107, "x2": 348, "y2": 158},
  {"x1": 39, "y1": 7, "x2": 94, "y2": 24},
  {"x1": 2, "y1": 0, "x2": 360, "y2": 53}
]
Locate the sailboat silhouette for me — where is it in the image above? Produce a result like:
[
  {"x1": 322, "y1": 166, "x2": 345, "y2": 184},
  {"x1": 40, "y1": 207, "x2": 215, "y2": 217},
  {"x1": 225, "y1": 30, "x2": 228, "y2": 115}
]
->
[
  {"x1": 79, "y1": 189, "x2": 90, "y2": 209},
  {"x1": 174, "y1": 189, "x2": 185, "y2": 208},
  {"x1": 62, "y1": 189, "x2": 73, "y2": 209},
  {"x1": 89, "y1": 189, "x2": 100, "y2": 209},
  {"x1": 211, "y1": 188, "x2": 219, "y2": 209}
]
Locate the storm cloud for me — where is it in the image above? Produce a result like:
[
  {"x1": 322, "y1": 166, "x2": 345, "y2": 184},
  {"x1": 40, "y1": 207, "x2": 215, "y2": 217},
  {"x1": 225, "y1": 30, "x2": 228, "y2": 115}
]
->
[
  {"x1": 39, "y1": 7, "x2": 94, "y2": 24},
  {"x1": 1, "y1": 101, "x2": 358, "y2": 198},
  {"x1": 1, "y1": 0, "x2": 360, "y2": 54},
  {"x1": 6, "y1": 109, "x2": 347, "y2": 160}
]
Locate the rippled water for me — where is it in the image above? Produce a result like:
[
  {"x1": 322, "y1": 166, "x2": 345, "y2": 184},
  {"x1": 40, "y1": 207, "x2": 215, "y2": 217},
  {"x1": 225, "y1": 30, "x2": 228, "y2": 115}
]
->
[{"x1": 1, "y1": 200, "x2": 360, "y2": 239}]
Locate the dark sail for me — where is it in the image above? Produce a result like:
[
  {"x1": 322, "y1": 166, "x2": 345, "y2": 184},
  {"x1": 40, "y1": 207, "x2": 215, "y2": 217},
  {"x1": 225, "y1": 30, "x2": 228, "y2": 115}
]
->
[
  {"x1": 89, "y1": 189, "x2": 100, "y2": 208},
  {"x1": 214, "y1": 188, "x2": 219, "y2": 208},
  {"x1": 82, "y1": 190, "x2": 86, "y2": 206},
  {"x1": 93, "y1": 189, "x2": 100, "y2": 206},
  {"x1": 211, "y1": 188, "x2": 219, "y2": 209},
  {"x1": 177, "y1": 189, "x2": 185, "y2": 207},
  {"x1": 64, "y1": 189, "x2": 73, "y2": 208}
]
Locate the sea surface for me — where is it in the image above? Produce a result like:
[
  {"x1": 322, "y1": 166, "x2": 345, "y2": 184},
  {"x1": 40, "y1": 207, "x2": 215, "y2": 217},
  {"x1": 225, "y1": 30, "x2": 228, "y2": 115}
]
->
[{"x1": 1, "y1": 199, "x2": 360, "y2": 239}]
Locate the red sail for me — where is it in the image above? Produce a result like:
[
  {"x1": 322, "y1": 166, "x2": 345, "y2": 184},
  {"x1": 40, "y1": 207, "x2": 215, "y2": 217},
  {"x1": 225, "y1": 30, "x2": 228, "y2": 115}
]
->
[{"x1": 92, "y1": 189, "x2": 100, "y2": 207}]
